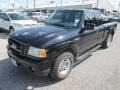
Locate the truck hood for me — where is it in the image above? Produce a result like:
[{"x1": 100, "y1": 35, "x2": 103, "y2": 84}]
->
[
  {"x1": 10, "y1": 23, "x2": 79, "y2": 48},
  {"x1": 12, "y1": 19, "x2": 37, "y2": 26}
]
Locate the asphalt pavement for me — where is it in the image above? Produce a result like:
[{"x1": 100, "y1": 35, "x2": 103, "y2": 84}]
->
[{"x1": 0, "y1": 24, "x2": 120, "y2": 90}]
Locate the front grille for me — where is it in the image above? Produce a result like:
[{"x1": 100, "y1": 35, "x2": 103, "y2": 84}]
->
[{"x1": 8, "y1": 38, "x2": 28, "y2": 57}]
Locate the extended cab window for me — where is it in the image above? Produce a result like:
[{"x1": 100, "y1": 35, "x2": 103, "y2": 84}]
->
[
  {"x1": 85, "y1": 10, "x2": 102, "y2": 26},
  {"x1": 45, "y1": 10, "x2": 83, "y2": 28}
]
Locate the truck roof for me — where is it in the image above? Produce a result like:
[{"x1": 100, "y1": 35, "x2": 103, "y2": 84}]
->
[
  {"x1": 55, "y1": 9, "x2": 102, "y2": 13},
  {"x1": 0, "y1": 11, "x2": 20, "y2": 14}
]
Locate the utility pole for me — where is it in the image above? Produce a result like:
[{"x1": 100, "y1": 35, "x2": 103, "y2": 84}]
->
[
  {"x1": 82, "y1": 0, "x2": 84, "y2": 5},
  {"x1": 9, "y1": 0, "x2": 11, "y2": 6},
  {"x1": 9, "y1": 0, "x2": 11, "y2": 9},
  {"x1": 55, "y1": 3, "x2": 57, "y2": 7},
  {"x1": 118, "y1": 1, "x2": 120, "y2": 16},
  {"x1": 96, "y1": 0, "x2": 99, "y2": 8},
  {"x1": 61, "y1": 0, "x2": 62, "y2": 6},
  {"x1": 34, "y1": 0, "x2": 36, "y2": 9},
  {"x1": 26, "y1": 0, "x2": 28, "y2": 9},
  {"x1": 12, "y1": 3, "x2": 15, "y2": 9}
]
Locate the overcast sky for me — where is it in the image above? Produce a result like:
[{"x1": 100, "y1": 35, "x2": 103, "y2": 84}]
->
[{"x1": 0, "y1": 0, "x2": 119, "y2": 10}]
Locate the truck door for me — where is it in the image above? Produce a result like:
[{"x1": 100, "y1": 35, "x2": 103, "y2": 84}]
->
[
  {"x1": 78, "y1": 11, "x2": 99, "y2": 55},
  {"x1": 78, "y1": 25, "x2": 99, "y2": 55}
]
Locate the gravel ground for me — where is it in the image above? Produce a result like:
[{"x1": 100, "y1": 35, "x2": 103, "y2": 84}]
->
[{"x1": 0, "y1": 24, "x2": 120, "y2": 90}]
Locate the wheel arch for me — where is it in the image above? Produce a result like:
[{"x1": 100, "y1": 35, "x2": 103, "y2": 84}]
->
[{"x1": 51, "y1": 44, "x2": 79, "y2": 63}]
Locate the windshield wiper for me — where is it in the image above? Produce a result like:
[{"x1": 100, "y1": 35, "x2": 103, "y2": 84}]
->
[{"x1": 51, "y1": 23, "x2": 67, "y2": 27}]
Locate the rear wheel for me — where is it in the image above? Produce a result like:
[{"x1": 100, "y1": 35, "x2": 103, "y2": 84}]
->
[
  {"x1": 34, "y1": 19, "x2": 39, "y2": 23},
  {"x1": 49, "y1": 52, "x2": 74, "y2": 81},
  {"x1": 101, "y1": 33, "x2": 113, "y2": 49}
]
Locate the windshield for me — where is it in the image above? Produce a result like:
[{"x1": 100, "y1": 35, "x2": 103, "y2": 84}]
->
[
  {"x1": 8, "y1": 13, "x2": 31, "y2": 20},
  {"x1": 45, "y1": 10, "x2": 83, "y2": 28}
]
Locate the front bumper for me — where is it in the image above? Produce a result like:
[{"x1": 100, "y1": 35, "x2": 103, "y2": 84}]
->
[{"x1": 8, "y1": 50, "x2": 51, "y2": 76}]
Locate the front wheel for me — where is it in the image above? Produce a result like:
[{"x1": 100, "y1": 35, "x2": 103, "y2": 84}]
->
[
  {"x1": 49, "y1": 52, "x2": 74, "y2": 81},
  {"x1": 9, "y1": 27, "x2": 15, "y2": 33},
  {"x1": 101, "y1": 34, "x2": 113, "y2": 49}
]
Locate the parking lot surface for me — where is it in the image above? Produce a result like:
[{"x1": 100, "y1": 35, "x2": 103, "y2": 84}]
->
[{"x1": 0, "y1": 24, "x2": 120, "y2": 90}]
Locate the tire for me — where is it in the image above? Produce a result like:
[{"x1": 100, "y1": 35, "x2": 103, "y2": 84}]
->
[
  {"x1": 101, "y1": 33, "x2": 113, "y2": 49},
  {"x1": 34, "y1": 19, "x2": 39, "y2": 23},
  {"x1": 9, "y1": 27, "x2": 15, "y2": 33},
  {"x1": 49, "y1": 52, "x2": 74, "y2": 81}
]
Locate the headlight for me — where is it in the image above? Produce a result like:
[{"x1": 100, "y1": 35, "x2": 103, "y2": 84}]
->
[{"x1": 28, "y1": 47, "x2": 47, "y2": 58}]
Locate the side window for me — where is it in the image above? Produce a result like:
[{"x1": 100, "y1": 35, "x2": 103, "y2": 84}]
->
[
  {"x1": 1, "y1": 13, "x2": 10, "y2": 21},
  {"x1": 84, "y1": 12, "x2": 95, "y2": 30},
  {"x1": 94, "y1": 11, "x2": 101, "y2": 20},
  {"x1": 85, "y1": 12, "x2": 95, "y2": 21},
  {"x1": 94, "y1": 11, "x2": 102, "y2": 25}
]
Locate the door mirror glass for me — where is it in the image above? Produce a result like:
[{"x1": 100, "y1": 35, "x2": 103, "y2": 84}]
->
[
  {"x1": 80, "y1": 23, "x2": 95, "y2": 33},
  {"x1": 84, "y1": 23, "x2": 95, "y2": 30}
]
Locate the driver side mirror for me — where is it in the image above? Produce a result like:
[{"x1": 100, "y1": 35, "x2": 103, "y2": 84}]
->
[
  {"x1": 84, "y1": 23, "x2": 95, "y2": 30},
  {"x1": 80, "y1": 23, "x2": 95, "y2": 33}
]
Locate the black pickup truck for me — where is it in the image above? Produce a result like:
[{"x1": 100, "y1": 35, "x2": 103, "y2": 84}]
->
[{"x1": 8, "y1": 9, "x2": 117, "y2": 81}]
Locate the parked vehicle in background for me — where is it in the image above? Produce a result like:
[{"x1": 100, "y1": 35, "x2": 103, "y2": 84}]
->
[
  {"x1": 108, "y1": 15, "x2": 120, "y2": 22},
  {"x1": 27, "y1": 12, "x2": 48, "y2": 23},
  {"x1": 112, "y1": 16, "x2": 120, "y2": 22},
  {"x1": 8, "y1": 9, "x2": 117, "y2": 81},
  {"x1": 0, "y1": 12, "x2": 38, "y2": 33}
]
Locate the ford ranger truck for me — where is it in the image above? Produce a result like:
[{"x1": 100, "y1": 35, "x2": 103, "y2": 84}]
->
[{"x1": 8, "y1": 9, "x2": 117, "y2": 81}]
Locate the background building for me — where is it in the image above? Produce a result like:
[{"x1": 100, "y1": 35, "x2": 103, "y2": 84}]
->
[
  {"x1": 25, "y1": 0, "x2": 114, "y2": 13},
  {"x1": 0, "y1": 0, "x2": 114, "y2": 13},
  {"x1": 97, "y1": 0, "x2": 113, "y2": 12}
]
